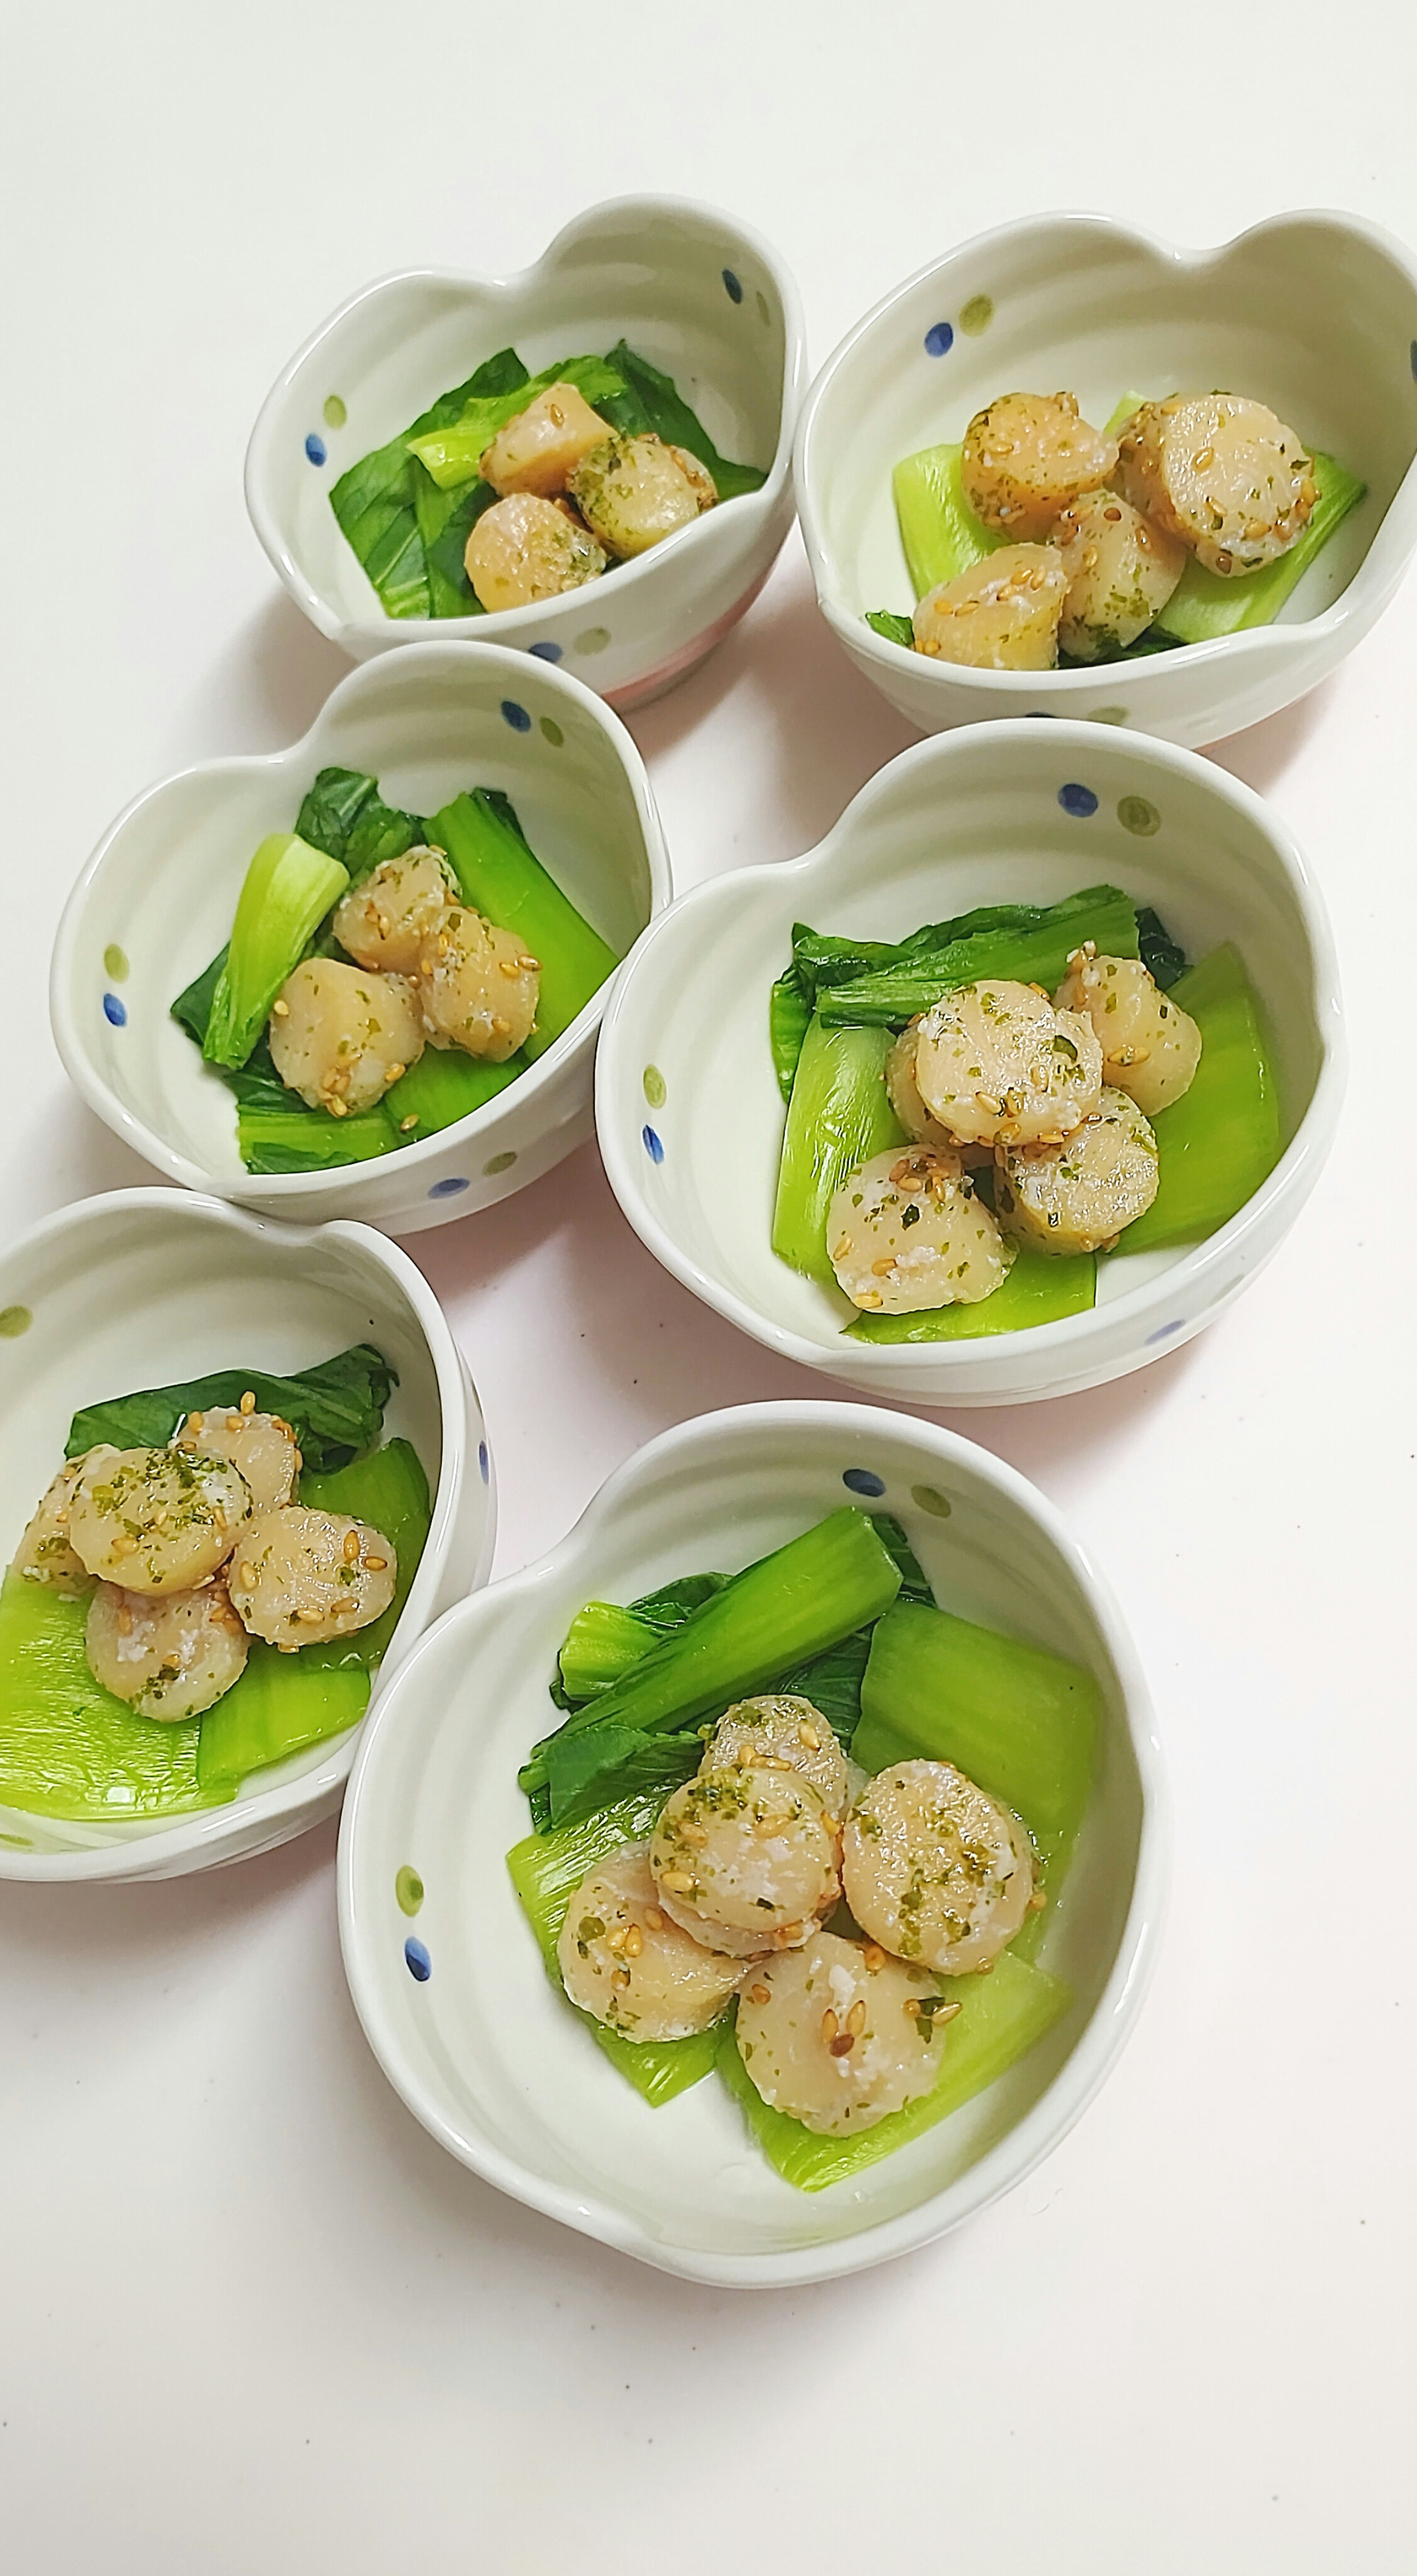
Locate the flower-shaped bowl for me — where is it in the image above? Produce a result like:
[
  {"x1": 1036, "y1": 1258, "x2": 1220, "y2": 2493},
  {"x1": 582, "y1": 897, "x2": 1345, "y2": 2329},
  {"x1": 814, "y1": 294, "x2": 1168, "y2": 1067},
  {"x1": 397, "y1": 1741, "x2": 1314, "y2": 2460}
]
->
[
  {"x1": 247, "y1": 195, "x2": 805, "y2": 708},
  {"x1": 596, "y1": 720, "x2": 1344, "y2": 1405},
  {"x1": 52, "y1": 643, "x2": 670, "y2": 1234},
  {"x1": 796, "y1": 210, "x2": 1417, "y2": 745},
  {"x1": 0, "y1": 1190, "x2": 493, "y2": 1882},
  {"x1": 337, "y1": 1401, "x2": 1163, "y2": 2286}
]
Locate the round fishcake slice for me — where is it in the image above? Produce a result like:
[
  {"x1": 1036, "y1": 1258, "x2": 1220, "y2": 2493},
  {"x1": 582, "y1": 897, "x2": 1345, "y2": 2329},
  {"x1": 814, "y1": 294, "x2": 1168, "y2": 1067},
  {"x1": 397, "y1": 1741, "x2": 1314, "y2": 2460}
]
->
[
  {"x1": 1052, "y1": 489, "x2": 1186, "y2": 660},
  {"x1": 11, "y1": 1446, "x2": 118, "y2": 1596},
  {"x1": 557, "y1": 1844, "x2": 744, "y2": 2041},
  {"x1": 960, "y1": 391, "x2": 1118, "y2": 541},
  {"x1": 268, "y1": 957, "x2": 424, "y2": 1114},
  {"x1": 843, "y1": 1759, "x2": 1035, "y2": 1974},
  {"x1": 1114, "y1": 393, "x2": 1316, "y2": 577},
  {"x1": 828, "y1": 1145, "x2": 1013, "y2": 1315},
  {"x1": 650, "y1": 1763, "x2": 840, "y2": 1958},
  {"x1": 735, "y1": 1931, "x2": 952, "y2": 2136},
  {"x1": 173, "y1": 1404, "x2": 300, "y2": 1514},
  {"x1": 227, "y1": 1506, "x2": 396, "y2": 1647},
  {"x1": 1053, "y1": 947, "x2": 1202, "y2": 1117},
  {"x1": 912, "y1": 545, "x2": 1068, "y2": 670},
  {"x1": 67, "y1": 1446, "x2": 253, "y2": 1595},
  {"x1": 332, "y1": 849, "x2": 456, "y2": 977},
  {"x1": 704, "y1": 1695, "x2": 849, "y2": 1813},
  {"x1": 464, "y1": 492, "x2": 607, "y2": 611},
  {"x1": 86, "y1": 1578, "x2": 249, "y2": 1720},
  {"x1": 995, "y1": 1086, "x2": 1159, "y2": 1254},
  {"x1": 914, "y1": 980, "x2": 1103, "y2": 1147},
  {"x1": 885, "y1": 1020, "x2": 957, "y2": 1150}
]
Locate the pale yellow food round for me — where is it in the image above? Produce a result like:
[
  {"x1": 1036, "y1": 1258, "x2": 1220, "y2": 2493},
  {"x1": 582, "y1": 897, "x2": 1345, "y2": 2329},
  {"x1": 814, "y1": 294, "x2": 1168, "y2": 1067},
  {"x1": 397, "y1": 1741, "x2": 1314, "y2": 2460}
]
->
[
  {"x1": 960, "y1": 391, "x2": 1117, "y2": 540},
  {"x1": 827, "y1": 1145, "x2": 1013, "y2": 1314},
  {"x1": 67, "y1": 1446, "x2": 253, "y2": 1595},
  {"x1": 268, "y1": 957, "x2": 424, "y2": 1115},
  {"x1": 464, "y1": 492, "x2": 607, "y2": 611},
  {"x1": 417, "y1": 907, "x2": 539, "y2": 1063},
  {"x1": 1114, "y1": 393, "x2": 1316, "y2": 577},
  {"x1": 567, "y1": 432, "x2": 703, "y2": 558},
  {"x1": 914, "y1": 979, "x2": 1103, "y2": 1146},
  {"x1": 85, "y1": 1579, "x2": 248, "y2": 1720},
  {"x1": 885, "y1": 1020, "x2": 956, "y2": 1149},
  {"x1": 1053, "y1": 949, "x2": 1203, "y2": 1118},
  {"x1": 332, "y1": 849, "x2": 456, "y2": 977},
  {"x1": 225, "y1": 1506, "x2": 396, "y2": 1648},
  {"x1": 174, "y1": 1406, "x2": 299, "y2": 1514},
  {"x1": 912, "y1": 545, "x2": 1068, "y2": 671},
  {"x1": 650, "y1": 1763, "x2": 841, "y2": 1958},
  {"x1": 12, "y1": 1447, "x2": 118, "y2": 1596},
  {"x1": 734, "y1": 1931, "x2": 950, "y2": 2136},
  {"x1": 1051, "y1": 489, "x2": 1186, "y2": 660},
  {"x1": 479, "y1": 383, "x2": 613, "y2": 499},
  {"x1": 704, "y1": 1695, "x2": 849, "y2": 1812},
  {"x1": 995, "y1": 1086, "x2": 1159, "y2": 1254},
  {"x1": 556, "y1": 1845, "x2": 745, "y2": 2041},
  {"x1": 843, "y1": 1759, "x2": 1035, "y2": 1975}
]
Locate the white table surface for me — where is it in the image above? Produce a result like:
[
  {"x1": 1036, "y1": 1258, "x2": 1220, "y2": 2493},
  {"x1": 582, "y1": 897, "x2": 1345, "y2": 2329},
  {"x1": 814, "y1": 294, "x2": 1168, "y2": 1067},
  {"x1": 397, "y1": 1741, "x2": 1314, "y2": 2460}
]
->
[{"x1": 3, "y1": 4, "x2": 1414, "y2": 2565}]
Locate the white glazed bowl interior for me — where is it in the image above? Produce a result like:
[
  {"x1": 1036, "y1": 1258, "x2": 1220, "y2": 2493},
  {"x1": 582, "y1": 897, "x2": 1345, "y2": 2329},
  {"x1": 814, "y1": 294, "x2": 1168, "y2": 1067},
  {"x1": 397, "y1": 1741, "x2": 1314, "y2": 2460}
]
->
[
  {"x1": 797, "y1": 211, "x2": 1417, "y2": 744},
  {"x1": 52, "y1": 643, "x2": 670, "y2": 1235},
  {"x1": 247, "y1": 196, "x2": 804, "y2": 705},
  {"x1": 0, "y1": 1191, "x2": 493, "y2": 1881},
  {"x1": 596, "y1": 721, "x2": 1343, "y2": 1406},
  {"x1": 338, "y1": 1403, "x2": 1162, "y2": 2286}
]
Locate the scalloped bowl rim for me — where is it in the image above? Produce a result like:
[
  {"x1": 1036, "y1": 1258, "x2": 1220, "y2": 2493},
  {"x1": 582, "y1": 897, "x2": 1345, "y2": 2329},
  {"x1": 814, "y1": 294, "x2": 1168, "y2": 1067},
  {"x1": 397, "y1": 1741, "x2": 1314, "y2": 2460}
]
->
[
  {"x1": 795, "y1": 206, "x2": 1417, "y2": 700},
  {"x1": 595, "y1": 719, "x2": 1345, "y2": 1384},
  {"x1": 0, "y1": 1189, "x2": 490, "y2": 1882},
  {"x1": 49, "y1": 641, "x2": 673, "y2": 1206},
  {"x1": 245, "y1": 192, "x2": 806, "y2": 651},
  {"x1": 337, "y1": 1400, "x2": 1169, "y2": 2286}
]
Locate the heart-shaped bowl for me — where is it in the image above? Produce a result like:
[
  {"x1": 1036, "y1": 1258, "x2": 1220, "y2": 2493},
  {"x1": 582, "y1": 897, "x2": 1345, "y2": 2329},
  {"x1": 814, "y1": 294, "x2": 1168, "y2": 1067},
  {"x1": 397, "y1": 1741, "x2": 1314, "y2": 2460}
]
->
[
  {"x1": 0, "y1": 1190, "x2": 493, "y2": 1882},
  {"x1": 51, "y1": 642, "x2": 670, "y2": 1234},
  {"x1": 796, "y1": 210, "x2": 1417, "y2": 745},
  {"x1": 337, "y1": 1401, "x2": 1163, "y2": 2286},
  {"x1": 595, "y1": 719, "x2": 1344, "y2": 1406},
  {"x1": 246, "y1": 195, "x2": 805, "y2": 708}
]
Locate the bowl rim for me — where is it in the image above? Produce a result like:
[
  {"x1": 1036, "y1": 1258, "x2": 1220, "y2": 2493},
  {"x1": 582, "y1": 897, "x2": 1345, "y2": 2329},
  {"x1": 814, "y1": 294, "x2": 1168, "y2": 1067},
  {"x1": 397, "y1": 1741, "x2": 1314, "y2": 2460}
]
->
[
  {"x1": 0, "y1": 1186, "x2": 490, "y2": 1882},
  {"x1": 594, "y1": 716, "x2": 1347, "y2": 1384},
  {"x1": 336, "y1": 1397, "x2": 1168, "y2": 2287},
  {"x1": 794, "y1": 204, "x2": 1417, "y2": 700},
  {"x1": 245, "y1": 190, "x2": 809, "y2": 653},
  {"x1": 49, "y1": 639, "x2": 673, "y2": 1206}
]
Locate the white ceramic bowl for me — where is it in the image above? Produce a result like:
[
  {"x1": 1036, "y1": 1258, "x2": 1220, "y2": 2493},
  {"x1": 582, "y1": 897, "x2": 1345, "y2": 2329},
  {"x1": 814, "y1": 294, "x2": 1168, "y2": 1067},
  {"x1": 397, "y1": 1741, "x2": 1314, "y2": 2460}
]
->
[
  {"x1": 796, "y1": 210, "x2": 1417, "y2": 746},
  {"x1": 52, "y1": 643, "x2": 670, "y2": 1234},
  {"x1": 0, "y1": 1191, "x2": 493, "y2": 1883},
  {"x1": 247, "y1": 195, "x2": 805, "y2": 708},
  {"x1": 596, "y1": 720, "x2": 1344, "y2": 1407},
  {"x1": 338, "y1": 1401, "x2": 1163, "y2": 2286}
]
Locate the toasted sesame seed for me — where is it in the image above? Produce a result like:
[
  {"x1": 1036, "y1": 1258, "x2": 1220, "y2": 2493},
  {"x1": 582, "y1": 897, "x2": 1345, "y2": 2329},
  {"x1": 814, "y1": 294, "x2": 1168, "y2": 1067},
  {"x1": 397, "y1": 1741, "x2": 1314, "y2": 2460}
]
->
[
  {"x1": 497, "y1": 956, "x2": 521, "y2": 977},
  {"x1": 797, "y1": 1722, "x2": 821, "y2": 1751},
  {"x1": 750, "y1": 1983, "x2": 771, "y2": 2006},
  {"x1": 870, "y1": 1256, "x2": 895, "y2": 1277},
  {"x1": 186, "y1": 1412, "x2": 204, "y2": 1437},
  {"x1": 386, "y1": 1063, "x2": 406, "y2": 1083},
  {"x1": 643, "y1": 1908, "x2": 664, "y2": 1932},
  {"x1": 862, "y1": 1944, "x2": 885, "y2": 1971},
  {"x1": 612, "y1": 1968, "x2": 631, "y2": 1990},
  {"x1": 226, "y1": 1413, "x2": 244, "y2": 1432},
  {"x1": 364, "y1": 1555, "x2": 388, "y2": 1573},
  {"x1": 328, "y1": 1096, "x2": 348, "y2": 1118},
  {"x1": 1192, "y1": 446, "x2": 1214, "y2": 470},
  {"x1": 1103, "y1": 504, "x2": 1122, "y2": 521},
  {"x1": 820, "y1": 2008, "x2": 838, "y2": 2043},
  {"x1": 975, "y1": 1092, "x2": 1001, "y2": 1114},
  {"x1": 238, "y1": 1565, "x2": 256, "y2": 1590},
  {"x1": 832, "y1": 1236, "x2": 853, "y2": 1260},
  {"x1": 904, "y1": 1998, "x2": 921, "y2": 2017},
  {"x1": 399, "y1": 1115, "x2": 419, "y2": 1132},
  {"x1": 343, "y1": 1530, "x2": 360, "y2": 1564},
  {"x1": 117, "y1": 1604, "x2": 133, "y2": 1636},
  {"x1": 272, "y1": 999, "x2": 290, "y2": 1018},
  {"x1": 240, "y1": 1391, "x2": 256, "y2": 1415},
  {"x1": 659, "y1": 1869, "x2": 696, "y2": 1894},
  {"x1": 679, "y1": 1823, "x2": 708, "y2": 1846},
  {"x1": 518, "y1": 957, "x2": 540, "y2": 972},
  {"x1": 297, "y1": 1604, "x2": 325, "y2": 1624},
  {"x1": 1028, "y1": 1889, "x2": 1047, "y2": 1911},
  {"x1": 829, "y1": 2032, "x2": 856, "y2": 2057},
  {"x1": 847, "y1": 1999, "x2": 866, "y2": 2037},
  {"x1": 623, "y1": 1925, "x2": 644, "y2": 1960},
  {"x1": 857, "y1": 1290, "x2": 883, "y2": 1309},
  {"x1": 605, "y1": 1924, "x2": 627, "y2": 1952}
]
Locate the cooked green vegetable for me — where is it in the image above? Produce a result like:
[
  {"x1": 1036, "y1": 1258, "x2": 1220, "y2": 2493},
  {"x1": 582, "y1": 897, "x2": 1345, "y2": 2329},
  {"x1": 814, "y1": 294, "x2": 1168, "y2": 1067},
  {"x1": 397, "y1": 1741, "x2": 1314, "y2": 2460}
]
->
[
  {"x1": 507, "y1": 1791, "x2": 722, "y2": 2103},
  {"x1": 330, "y1": 348, "x2": 531, "y2": 622},
  {"x1": 67, "y1": 1342, "x2": 395, "y2": 1474},
  {"x1": 407, "y1": 355, "x2": 627, "y2": 491},
  {"x1": 599, "y1": 341, "x2": 767, "y2": 504},
  {"x1": 430, "y1": 792, "x2": 620, "y2": 1060},
  {"x1": 202, "y1": 834, "x2": 349, "y2": 1070},
  {"x1": 295, "y1": 766, "x2": 424, "y2": 879},
  {"x1": 846, "y1": 1246, "x2": 1096, "y2": 1341},
  {"x1": 893, "y1": 441, "x2": 1004, "y2": 596},
  {"x1": 1136, "y1": 906, "x2": 1189, "y2": 990},
  {"x1": 0, "y1": 1571, "x2": 232, "y2": 1821},
  {"x1": 383, "y1": 1048, "x2": 525, "y2": 1141},
  {"x1": 813, "y1": 886, "x2": 1141, "y2": 1028},
  {"x1": 865, "y1": 608, "x2": 916, "y2": 651},
  {"x1": 769, "y1": 967, "x2": 814, "y2": 1102},
  {"x1": 558, "y1": 1600, "x2": 665, "y2": 1702},
  {"x1": 195, "y1": 1438, "x2": 431, "y2": 1791},
  {"x1": 854, "y1": 1598, "x2": 1099, "y2": 1884},
  {"x1": 716, "y1": 1947, "x2": 1071, "y2": 2190},
  {"x1": 1118, "y1": 943, "x2": 1282, "y2": 1251},
  {"x1": 521, "y1": 1508, "x2": 903, "y2": 1796},
  {"x1": 771, "y1": 1020, "x2": 906, "y2": 1283}
]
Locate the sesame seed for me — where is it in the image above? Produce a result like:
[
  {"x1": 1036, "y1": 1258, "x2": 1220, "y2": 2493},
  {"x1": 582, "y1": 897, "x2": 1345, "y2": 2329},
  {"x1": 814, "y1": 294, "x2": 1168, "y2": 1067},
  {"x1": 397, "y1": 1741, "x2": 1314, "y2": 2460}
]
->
[
  {"x1": 518, "y1": 957, "x2": 540, "y2": 972},
  {"x1": 829, "y1": 2032, "x2": 856, "y2": 2057},
  {"x1": 623, "y1": 1926, "x2": 644, "y2": 1960},
  {"x1": 857, "y1": 1290, "x2": 883, "y2": 1309},
  {"x1": 240, "y1": 1391, "x2": 256, "y2": 1415},
  {"x1": 238, "y1": 1564, "x2": 255, "y2": 1590},
  {"x1": 297, "y1": 1604, "x2": 324, "y2": 1624},
  {"x1": 612, "y1": 1968, "x2": 632, "y2": 1990},
  {"x1": 750, "y1": 1983, "x2": 771, "y2": 2006},
  {"x1": 643, "y1": 1908, "x2": 664, "y2": 1932},
  {"x1": 117, "y1": 1604, "x2": 133, "y2": 1636},
  {"x1": 870, "y1": 1256, "x2": 895, "y2": 1277},
  {"x1": 847, "y1": 1999, "x2": 866, "y2": 2037},
  {"x1": 272, "y1": 999, "x2": 290, "y2": 1018},
  {"x1": 862, "y1": 1944, "x2": 886, "y2": 1971},
  {"x1": 386, "y1": 1063, "x2": 406, "y2": 1083},
  {"x1": 820, "y1": 2008, "x2": 838, "y2": 2044},
  {"x1": 400, "y1": 1115, "x2": 419, "y2": 1131},
  {"x1": 364, "y1": 1555, "x2": 388, "y2": 1573},
  {"x1": 1028, "y1": 1889, "x2": 1047, "y2": 1911},
  {"x1": 797, "y1": 1722, "x2": 821, "y2": 1751},
  {"x1": 343, "y1": 1530, "x2": 360, "y2": 1564},
  {"x1": 605, "y1": 1925, "x2": 627, "y2": 1952},
  {"x1": 497, "y1": 957, "x2": 521, "y2": 977},
  {"x1": 226, "y1": 1413, "x2": 244, "y2": 1432},
  {"x1": 659, "y1": 1870, "x2": 696, "y2": 1894},
  {"x1": 328, "y1": 1096, "x2": 348, "y2": 1117},
  {"x1": 904, "y1": 1998, "x2": 921, "y2": 2017}
]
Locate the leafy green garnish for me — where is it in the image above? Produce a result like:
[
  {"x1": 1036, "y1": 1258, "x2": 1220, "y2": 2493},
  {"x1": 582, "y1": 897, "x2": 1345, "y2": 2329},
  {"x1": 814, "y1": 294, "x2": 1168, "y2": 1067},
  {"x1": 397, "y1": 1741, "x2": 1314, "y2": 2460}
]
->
[
  {"x1": 66, "y1": 1343, "x2": 395, "y2": 1475},
  {"x1": 295, "y1": 767, "x2": 425, "y2": 880}
]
